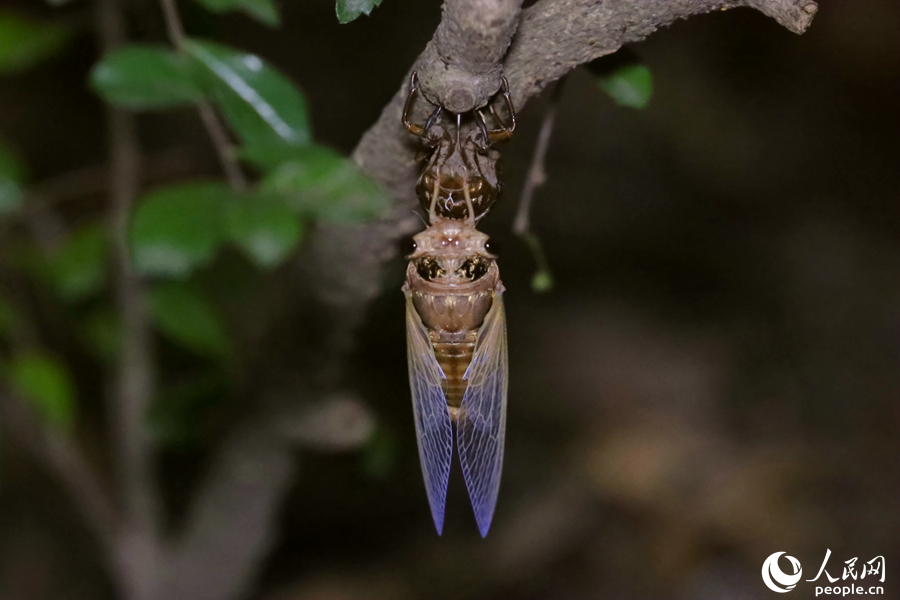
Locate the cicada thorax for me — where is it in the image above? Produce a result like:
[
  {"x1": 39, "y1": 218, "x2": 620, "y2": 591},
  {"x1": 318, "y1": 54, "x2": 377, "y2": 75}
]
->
[{"x1": 405, "y1": 219, "x2": 500, "y2": 418}]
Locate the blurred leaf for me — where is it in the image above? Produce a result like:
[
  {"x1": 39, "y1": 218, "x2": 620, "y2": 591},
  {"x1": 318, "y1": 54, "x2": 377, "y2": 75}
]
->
[
  {"x1": 596, "y1": 62, "x2": 653, "y2": 109},
  {"x1": 192, "y1": 0, "x2": 280, "y2": 27},
  {"x1": 131, "y1": 181, "x2": 230, "y2": 278},
  {"x1": 46, "y1": 223, "x2": 107, "y2": 302},
  {"x1": 336, "y1": 0, "x2": 383, "y2": 24},
  {"x1": 225, "y1": 192, "x2": 304, "y2": 267},
  {"x1": 7, "y1": 353, "x2": 75, "y2": 428},
  {"x1": 0, "y1": 139, "x2": 24, "y2": 214},
  {"x1": 0, "y1": 12, "x2": 69, "y2": 74},
  {"x1": 184, "y1": 39, "x2": 310, "y2": 148},
  {"x1": 264, "y1": 146, "x2": 389, "y2": 221},
  {"x1": 90, "y1": 45, "x2": 204, "y2": 109},
  {"x1": 0, "y1": 296, "x2": 19, "y2": 337},
  {"x1": 78, "y1": 308, "x2": 121, "y2": 361},
  {"x1": 239, "y1": 141, "x2": 306, "y2": 172},
  {"x1": 148, "y1": 282, "x2": 231, "y2": 358}
]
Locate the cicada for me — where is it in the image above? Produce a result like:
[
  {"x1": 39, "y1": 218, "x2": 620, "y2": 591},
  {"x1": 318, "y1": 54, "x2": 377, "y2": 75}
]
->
[
  {"x1": 402, "y1": 72, "x2": 516, "y2": 222},
  {"x1": 402, "y1": 217, "x2": 507, "y2": 537}
]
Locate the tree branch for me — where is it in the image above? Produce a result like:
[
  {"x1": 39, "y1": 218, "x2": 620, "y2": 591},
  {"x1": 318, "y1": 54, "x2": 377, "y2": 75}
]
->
[
  {"x1": 158, "y1": 418, "x2": 297, "y2": 600},
  {"x1": 503, "y1": 0, "x2": 817, "y2": 103},
  {"x1": 96, "y1": 0, "x2": 162, "y2": 597},
  {"x1": 0, "y1": 391, "x2": 120, "y2": 559},
  {"x1": 305, "y1": 0, "x2": 816, "y2": 362},
  {"x1": 416, "y1": 0, "x2": 523, "y2": 112}
]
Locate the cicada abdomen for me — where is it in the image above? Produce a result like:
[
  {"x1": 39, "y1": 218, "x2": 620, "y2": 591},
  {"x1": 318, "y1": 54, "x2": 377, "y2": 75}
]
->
[{"x1": 403, "y1": 218, "x2": 508, "y2": 537}]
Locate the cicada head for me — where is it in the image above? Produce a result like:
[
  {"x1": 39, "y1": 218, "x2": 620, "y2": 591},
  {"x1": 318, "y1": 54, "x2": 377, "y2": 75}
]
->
[
  {"x1": 408, "y1": 218, "x2": 494, "y2": 259},
  {"x1": 406, "y1": 218, "x2": 498, "y2": 289}
]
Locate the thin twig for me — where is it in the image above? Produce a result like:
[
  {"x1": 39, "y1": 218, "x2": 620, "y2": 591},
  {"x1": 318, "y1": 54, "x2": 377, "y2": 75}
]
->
[
  {"x1": 512, "y1": 81, "x2": 561, "y2": 291},
  {"x1": 512, "y1": 83, "x2": 560, "y2": 236},
  {"x1": 196, "y1": 103, "x2": 248, "y2": 191},
  {"x1": 96, "y1": 0, "x2": 162, "y2": 597},
  {"x1": 159, "y1": 0, "x2": 248, "y2": 191}
]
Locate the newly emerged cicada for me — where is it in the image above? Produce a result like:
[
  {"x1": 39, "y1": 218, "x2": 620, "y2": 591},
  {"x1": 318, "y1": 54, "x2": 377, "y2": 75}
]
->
[{"x1": 402, "y1": 217, "x2": 508, "y2": 537}]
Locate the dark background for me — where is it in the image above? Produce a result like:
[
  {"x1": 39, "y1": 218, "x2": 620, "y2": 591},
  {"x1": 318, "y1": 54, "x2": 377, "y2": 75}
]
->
[{"x1": 0, "y1": 0, "x2": 897, "y2": 598}]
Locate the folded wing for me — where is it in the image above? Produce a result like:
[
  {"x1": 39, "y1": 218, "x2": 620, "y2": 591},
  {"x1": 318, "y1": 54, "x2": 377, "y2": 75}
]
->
[
  {"x1": 405, "y1": 291, "x2": 453, "y2": 534},
  {"x1": 457, "y1": 291, "x2": 508, "y2": 537}
]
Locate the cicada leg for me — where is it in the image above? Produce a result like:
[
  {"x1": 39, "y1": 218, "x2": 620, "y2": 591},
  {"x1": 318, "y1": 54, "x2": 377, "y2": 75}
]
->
[
  {"x1": 403, "y1": 71, "x2": 443, "y2": 140},
  {"x1": 477, "y1": 76, "x2": 517, "y2": 145},
  {"x1": 428, "y1": 162, "x2": 442, "y2": 224},
  {"x1": 402, "y1": 72, "x2": 424, "y2": 136},
  {"x1": 461, "y1": 167, "x2": 477, "y2": 227}
]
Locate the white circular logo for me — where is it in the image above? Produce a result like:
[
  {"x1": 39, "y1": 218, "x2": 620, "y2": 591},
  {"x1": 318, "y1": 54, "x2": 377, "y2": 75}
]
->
[{"x1": 762, "y1": 552, "x2": 803, "y2": 593}]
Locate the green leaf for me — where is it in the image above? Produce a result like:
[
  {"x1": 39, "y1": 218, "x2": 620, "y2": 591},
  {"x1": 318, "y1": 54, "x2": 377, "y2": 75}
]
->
[
  {"x1": 238, "y1": 141, "x2": 307, "y2": 172},
  {"x1": 90, "y1": 45, "x2": 205, "y2": 109},
  {"x1": 148, "y1": 282, "x2": 231, "y2": 358},
  {"x1": 0, "y1": 139, "x2": 24, "y2": 214},
  {"x1": 225, "y1": 192, "x2": 304, "y2": 267},
  {"x1": 46, "y1": 223, "x2": 108, "y2": 302},
  {"x1": 336, "y1": 0, "x2": 383, "y2": 24},
  {"x1": 263, "y1": 146, "x2": 389, "y2": 222},
  {"x1": 192, "y1": 0, "x2": 280, "y2": 27},
  {"x1": 184, "y1": 39, "x2": 310, "y2": 148},
  {"x1": 7, "y1": 353, "x2": 75, "y2": 428},
  {"x1": 0, "y1": 12, "x2": 69, "y2": 74},
  {"x1": 131, "y1": 181, "x2": 230, "y2": 278},
  {"x1": 596, "y1": 63, "x2": 653, "y2": 109}
]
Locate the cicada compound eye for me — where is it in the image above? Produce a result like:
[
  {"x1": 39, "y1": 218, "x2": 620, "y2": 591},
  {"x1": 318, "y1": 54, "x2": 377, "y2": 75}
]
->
[{"x1": 400, "y1": 236, "x2": 417, "y2": 257}]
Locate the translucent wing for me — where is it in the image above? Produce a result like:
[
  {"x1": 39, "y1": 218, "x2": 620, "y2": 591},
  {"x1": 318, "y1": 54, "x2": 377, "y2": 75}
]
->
[
  {"x1": 458, "y1": 291, "x2": 508, "y2": 537},
  {"x1": 405, "y1": 290, "x2": 453, "y2": 534}
]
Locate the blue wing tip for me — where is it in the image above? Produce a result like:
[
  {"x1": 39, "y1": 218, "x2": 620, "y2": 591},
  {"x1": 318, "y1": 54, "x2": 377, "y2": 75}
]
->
[
  {"x1": 475, "y1": 513, "x2": 494, "y2": 538},
  {"x1": 431, "y1": 509, "x2": 445, "y2": 535}
]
